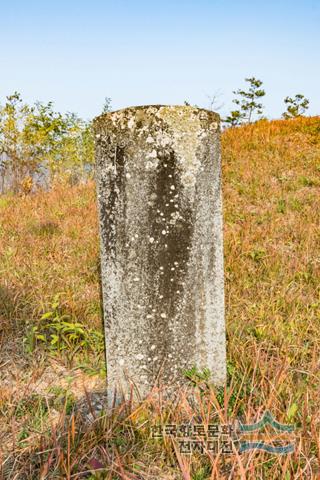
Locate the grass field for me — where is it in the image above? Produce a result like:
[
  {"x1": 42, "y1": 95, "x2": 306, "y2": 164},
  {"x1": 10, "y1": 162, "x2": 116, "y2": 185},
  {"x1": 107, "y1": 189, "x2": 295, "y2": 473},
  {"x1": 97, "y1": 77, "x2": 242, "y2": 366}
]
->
[{"x1": 0, "y1": 116, "x2": 320, "y2": 478}]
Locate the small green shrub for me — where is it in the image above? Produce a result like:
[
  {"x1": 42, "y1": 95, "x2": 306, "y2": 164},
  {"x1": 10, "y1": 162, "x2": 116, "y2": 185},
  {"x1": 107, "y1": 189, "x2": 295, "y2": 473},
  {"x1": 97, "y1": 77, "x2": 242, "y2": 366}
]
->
[{"x1": 23, "y1": 294, "x2": 104, "y2": 363}]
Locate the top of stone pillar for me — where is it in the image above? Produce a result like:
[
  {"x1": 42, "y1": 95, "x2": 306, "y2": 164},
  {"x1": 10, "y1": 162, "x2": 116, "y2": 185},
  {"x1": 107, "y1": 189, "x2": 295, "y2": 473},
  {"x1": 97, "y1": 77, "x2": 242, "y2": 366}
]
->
[
  {"x1": 94, "y1": 105, "x2": 220, "y2": 192},
  {"x1": 93, "y1": 104, "x2": 220, "y2": 130}
]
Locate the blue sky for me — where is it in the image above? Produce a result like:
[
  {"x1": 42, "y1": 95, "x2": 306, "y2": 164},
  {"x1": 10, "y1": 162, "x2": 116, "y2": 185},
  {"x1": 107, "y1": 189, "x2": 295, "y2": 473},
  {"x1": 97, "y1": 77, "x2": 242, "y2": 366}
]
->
[{"x1": 1, "y1": 0, "x2": 319, "y2": 120}]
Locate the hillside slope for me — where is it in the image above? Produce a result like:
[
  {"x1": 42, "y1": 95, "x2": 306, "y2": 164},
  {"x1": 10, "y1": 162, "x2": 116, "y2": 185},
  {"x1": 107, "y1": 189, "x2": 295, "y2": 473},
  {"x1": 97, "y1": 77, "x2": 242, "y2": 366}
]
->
[{"x1": 1, "y1": 116, "x2": 320, "y2": 478}]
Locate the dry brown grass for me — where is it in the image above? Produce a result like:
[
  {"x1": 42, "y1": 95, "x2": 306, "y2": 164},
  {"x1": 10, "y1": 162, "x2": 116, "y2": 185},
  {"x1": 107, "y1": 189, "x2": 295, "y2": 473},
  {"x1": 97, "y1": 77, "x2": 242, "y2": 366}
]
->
[
  {"x1": 0, "y1": 116, "x2": 320, "y2": 478},
  {"x1": 0, "y1": 180, "x2": 101, "y2": 338}
]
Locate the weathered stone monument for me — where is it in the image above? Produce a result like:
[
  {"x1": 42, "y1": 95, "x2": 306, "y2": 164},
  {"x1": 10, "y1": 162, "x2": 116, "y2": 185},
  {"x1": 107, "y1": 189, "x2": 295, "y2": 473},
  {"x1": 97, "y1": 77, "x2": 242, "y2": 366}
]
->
[{"x1": 94, "y1": 105, "x2": 226, "y2": 405}]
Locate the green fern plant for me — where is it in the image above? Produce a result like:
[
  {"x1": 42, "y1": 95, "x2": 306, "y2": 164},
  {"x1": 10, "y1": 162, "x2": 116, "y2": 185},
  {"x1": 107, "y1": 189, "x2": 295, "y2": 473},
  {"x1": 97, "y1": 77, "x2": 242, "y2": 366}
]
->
[{"x1": 23, "y1": 294, "x2": 104, "y2": 365}]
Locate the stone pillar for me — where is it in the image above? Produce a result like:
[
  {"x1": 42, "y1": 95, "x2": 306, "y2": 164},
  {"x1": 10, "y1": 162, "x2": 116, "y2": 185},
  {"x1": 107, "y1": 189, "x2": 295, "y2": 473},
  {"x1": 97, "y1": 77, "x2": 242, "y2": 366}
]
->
[{"x1": 94, "y1": 105, "x2": 226, "y2": 404}]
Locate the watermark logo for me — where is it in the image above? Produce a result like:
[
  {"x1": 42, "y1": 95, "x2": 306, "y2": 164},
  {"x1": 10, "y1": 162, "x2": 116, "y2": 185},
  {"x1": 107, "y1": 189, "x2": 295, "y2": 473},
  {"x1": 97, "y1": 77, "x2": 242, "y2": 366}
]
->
[
  {"x1": 151, "y1": 410, "x2": 295, "y2": 455},
  {"x1": 239, "y1": 410, "x2": 295, "y2": 454}
]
